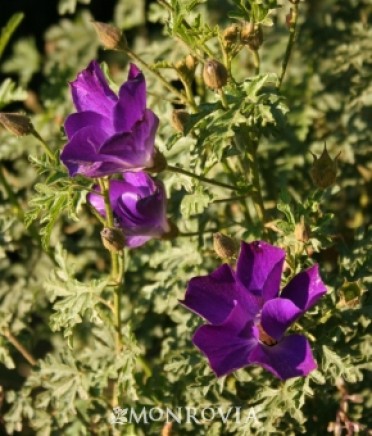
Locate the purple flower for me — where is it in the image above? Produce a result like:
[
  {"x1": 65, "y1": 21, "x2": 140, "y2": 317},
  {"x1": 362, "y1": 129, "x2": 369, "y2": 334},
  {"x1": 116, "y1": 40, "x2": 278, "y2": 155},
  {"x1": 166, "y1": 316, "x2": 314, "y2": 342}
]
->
[
  {"x1": 181, "y1": 241, "x2": 327, "y2": 380},
  {"x1": 88, "y1": 172, "x2": 170, "y2": 248},
  {"x1": 60, "y1": 61, "x2": 159, "y2": 177}
]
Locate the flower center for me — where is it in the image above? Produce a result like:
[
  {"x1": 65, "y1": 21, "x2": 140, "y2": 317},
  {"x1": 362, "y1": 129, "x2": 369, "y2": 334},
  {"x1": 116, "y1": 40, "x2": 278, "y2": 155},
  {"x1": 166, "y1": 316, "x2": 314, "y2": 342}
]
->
[{"x1": 257, "y1": 323, "x2": 277, "y2": 346}]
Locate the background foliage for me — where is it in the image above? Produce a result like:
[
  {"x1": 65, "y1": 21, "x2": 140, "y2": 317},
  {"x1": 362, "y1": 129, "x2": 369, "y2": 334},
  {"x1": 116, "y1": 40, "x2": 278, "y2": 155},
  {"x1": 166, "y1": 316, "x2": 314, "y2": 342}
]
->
[{"x1": 0, "y1": 0, "x2": 371, "y2": 434}]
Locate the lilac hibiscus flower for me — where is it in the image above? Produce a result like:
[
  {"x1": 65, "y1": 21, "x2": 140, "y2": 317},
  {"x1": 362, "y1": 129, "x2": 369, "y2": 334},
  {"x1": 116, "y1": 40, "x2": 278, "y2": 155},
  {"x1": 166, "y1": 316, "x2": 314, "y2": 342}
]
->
[
  {"x1": 60, "y1": 61, "x2": 159, "y2": 177},
  {"x1": 88, "y1": 172, "x2": 170, "y2": 248},
  {"x1": 181, "y1": 241, "x2": 327, "y2": 380}
]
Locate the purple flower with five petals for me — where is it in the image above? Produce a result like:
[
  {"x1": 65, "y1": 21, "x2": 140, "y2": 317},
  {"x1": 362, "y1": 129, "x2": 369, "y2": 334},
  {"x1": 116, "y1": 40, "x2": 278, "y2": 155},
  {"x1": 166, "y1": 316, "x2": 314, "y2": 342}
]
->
[
  {"x1": 60, "y1": 61, "x2": 159, "y2": 177},
  {"x1": 88, "y1": 172, "x2": 170, "y2": 248},
  {"x1": 181, "y1": 241, "x2": 327, "y2": 380}
]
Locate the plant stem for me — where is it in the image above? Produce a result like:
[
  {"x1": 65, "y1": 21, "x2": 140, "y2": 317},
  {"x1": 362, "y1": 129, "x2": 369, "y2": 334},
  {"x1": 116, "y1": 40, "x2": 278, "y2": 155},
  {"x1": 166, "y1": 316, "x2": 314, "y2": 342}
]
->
[
  {"x1": 3, "y1": 330, "x2": 37, "y2": 366},
  {"x1": 247, "y1": 145, "x2": 266, "y2": 222},
  {"x1": 278, "y1": 4, "x2": 299, "y2": 89},
  {"x1": 98, "y1": 178, "x2": 125, "y2": 408},
  {"x1": 218, "y1": 88, "x2": 229, "y2": 110},
  {"x1": 252, "y1": 49, "x2": 260, "y2": 75},
  {"x1": 32, "y1": 131, "x2": 56, "y2": 161},
  {"x1": 166, "y1": 164, "x2": 239, "y2": 191}
]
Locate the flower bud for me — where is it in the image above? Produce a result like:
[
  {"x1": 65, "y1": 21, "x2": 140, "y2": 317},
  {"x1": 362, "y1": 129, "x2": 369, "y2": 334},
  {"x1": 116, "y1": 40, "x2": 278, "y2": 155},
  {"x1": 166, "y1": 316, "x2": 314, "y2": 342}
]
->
[
  {"x1": 185, "y1": 54, "x2": 197, "y2": 73},
  {"x1": 171, "y1": 109, "x2": 189, "y2": 133},
  {"x1": 310, "y1": 144, "x2": 340, "y2": 189},
  {"x1": 101, "y1": 227, "x2": 125, "y2": 252},
  {"x1": 294, "y1": 216, "x2": 310, "y2": 242},
  {"x1": 213, "y1": 232, "x2": 238, "y2": 259},
  {"x1": 92, "y1": 21, "x2": 127, "y2": 51},
  {"x1": 203, "y1": 59, "x2": 228, "y2": 90},
  {"x1": 222, "y1": 24, "x2": 240, "y2": 47},
  {"x1": 240, "y1": 22, "x2": 263, "y2": 50},
  {"x1": 0, "y1": 113, "x2": 34, "y2": 136}
]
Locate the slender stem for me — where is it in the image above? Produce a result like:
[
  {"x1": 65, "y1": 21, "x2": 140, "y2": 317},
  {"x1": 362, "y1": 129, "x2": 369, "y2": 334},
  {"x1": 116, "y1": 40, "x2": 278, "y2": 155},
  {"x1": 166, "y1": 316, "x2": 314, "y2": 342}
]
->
[
  {"x1": 32, "y1": 131, "x2": 56, "y2": 161},
  {"x1": 180, "y1": 77, "x2": 197, "y2": 112},
  {"x1": 166, "y1": 164, "x2": 239, "y2": 191},
  {"x1": 3, "y1": 330, "x2": 36, "y2": 366},
  {"x1": 213, "y1": 194, "x2": 250, "y2": 204},
  {"x1": 252, "y1": 49, "x2": 260, "y2": 75},
  {"x1": 277, "y1": 4, "x2": 299, "y2": 89},
  {"x1": 248, "y1": 146, "x2": 266, "y2": 222},
  {"x1": 218, "y1": 88, "x2": 229, "y2": 110}
]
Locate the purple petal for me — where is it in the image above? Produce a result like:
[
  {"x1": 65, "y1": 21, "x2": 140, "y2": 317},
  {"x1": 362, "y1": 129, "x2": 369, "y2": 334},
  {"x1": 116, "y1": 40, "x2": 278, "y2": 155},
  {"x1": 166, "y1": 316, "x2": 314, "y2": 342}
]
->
[
  {"x1": 114, "y1": 64, "x2": 146, "y2": 132},
  {"x1": 87, "y1": 181, "x2": 129, "y2": 216},
  {"x1": 125, "y1": 235, "x2": 153, "y2": 248},
  {"x1": 60, "y1": 126, "x2": 108, "y2": 177},
  {"x1": 249, "y1": 334, "x2": 317, "y2": 380},
  {"x1": 281, "y1": 265, "x2": 327, "y2": 312},
  {"x1": 99, "y1": 110, "x2": 158, "y2": 170},
  {"x1": 261, "y1": 298, "x2": 302, "y2": 341},
  {"x1": 193, "y1": 303, "x2": 257, "y2": 377},
  {"x1": 64, "y1": 111, "x2": 112, "y2": 140},
  {"x1": 236, "y1": 241, "x2": 285, "y2": 302},
  {"x1": 181, "y1": 264, "x2": 241, "y2": 325},
  {"x1": 70, "y1": 61, "x2": 117, "y2": 116}
]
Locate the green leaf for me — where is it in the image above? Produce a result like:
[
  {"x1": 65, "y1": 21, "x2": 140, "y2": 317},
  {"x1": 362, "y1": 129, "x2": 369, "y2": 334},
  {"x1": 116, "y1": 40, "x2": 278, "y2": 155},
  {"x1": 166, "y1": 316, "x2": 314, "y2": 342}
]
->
[
  {"x1": 0, "y1": 13, "x2": 24, "y2": 60},
  {"x1": 58, "y1": 0, "x2": 91, "y2": 15},
  {"x1": 0, "y1": 78, "x2": 27, "y2": 109},
  {"x1": 180, "y1": 188, "x2": 214, "y2": 218}
]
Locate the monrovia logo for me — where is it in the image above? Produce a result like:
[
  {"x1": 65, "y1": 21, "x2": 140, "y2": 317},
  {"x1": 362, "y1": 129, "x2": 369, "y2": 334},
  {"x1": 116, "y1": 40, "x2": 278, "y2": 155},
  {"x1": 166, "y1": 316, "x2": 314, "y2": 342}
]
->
[{"x1": 109, "y1": 406, "x2": 259, "y2": 425}]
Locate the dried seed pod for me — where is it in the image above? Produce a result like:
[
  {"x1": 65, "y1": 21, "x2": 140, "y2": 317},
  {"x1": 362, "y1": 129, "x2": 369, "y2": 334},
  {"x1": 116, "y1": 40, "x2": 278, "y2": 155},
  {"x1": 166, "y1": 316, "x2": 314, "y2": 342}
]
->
[
  {"x1": 101, "y1": 227, "x2": 125, "y2": 252},
  {"x1": 310, "y1": 144, "x2": 340, "y2": 189},
  {"x1": 185, "y1": 54, "x2": 197, "y2": 73},
  {"x1": 0, "y1": 113, "x2": 34, "y2": 136},
  {"x1": 222, "y1": 24, "x2": 240, "y2": 46},
  {"x1": 240, "y1": 22, "x2": 263, "y2": 50},
  {"x1": 92, "y1": 21, "x2": 127, "y2": 50},
  {"x1": 213, "y1": 232, "x2": 238, "y2": 259},
  {"x1": 294, "y1": 216, "x2": 310, "y2": 242},
  {"x1": 171, "y1": 109, "x2": 189, "y2": 133},
  {"x1": 203, "y1": 59, "x2": 228, "y2": 90}
]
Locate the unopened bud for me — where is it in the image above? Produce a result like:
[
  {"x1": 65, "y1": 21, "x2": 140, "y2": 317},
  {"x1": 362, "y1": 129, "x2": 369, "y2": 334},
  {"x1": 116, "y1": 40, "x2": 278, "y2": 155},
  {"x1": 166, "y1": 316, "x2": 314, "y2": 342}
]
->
[
  {"x1": 310, "y1": 144, "x2": 340, "y2": 189},
  {"x1": 0, "y1": 113, "x2": 34, "y2": 136},
  {"x1": 185, "y1": 54, "x2": 197, "y2": 73},
  {"x1": 101, "y1": 227, "x2": 125, "y2": 252},
  {"x1": 294, "y1": 216, "x2": 310, "y2": 242},
  {"x1": 147, "y1": 148, "x2": 167, "y2": 173},
  {"x1": 240, "y1": 22, "x2": 263, "y2": 50},
  {"x1": 223, "y1": 24, "x2": 240, "y2": 46},
  {"x1": 203, "y1": 59, "x2": 228, "y2": 90},
  {"x1": 92, "y1": 21, "x2": 127, "y2": 51},
  {"x1": 213, "y1": 233, "x2": 238, "y2": 259},
  {"x1": 171, "y1": 110, "x2": 189, "y2": 133}
]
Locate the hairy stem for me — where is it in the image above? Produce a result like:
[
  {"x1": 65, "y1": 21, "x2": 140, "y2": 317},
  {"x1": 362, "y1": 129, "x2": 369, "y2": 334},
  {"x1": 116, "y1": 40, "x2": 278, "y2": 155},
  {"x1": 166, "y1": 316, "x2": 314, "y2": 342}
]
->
[
  {"x1": 3, "y1": 330, "x2": 37, "y2": 366},
  {"x1": 98, "y1": 178, "x2": 125, "y2": 408},
  {"x1": 32, "y1": 131, "x2": 56, "y2": 161},
  {"x1": 278, "y1": 4, "x2": 299, "y2": 89},
  {"x1": 166, "y1": 164, "x2": 239, "y2": 191},
  {"x1": 252, "y1": 49, "x2": 260, "y2": 75}
]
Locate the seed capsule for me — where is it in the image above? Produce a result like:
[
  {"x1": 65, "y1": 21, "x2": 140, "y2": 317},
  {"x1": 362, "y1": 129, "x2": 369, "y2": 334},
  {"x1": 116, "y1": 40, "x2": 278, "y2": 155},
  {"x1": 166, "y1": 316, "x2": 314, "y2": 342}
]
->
[
  {"x1": 203, "y1": 59, "x2": 228, "y2": 90},
  {"x1": 171, "y1": 110, "x2": 189, "y2": 133},
  {"x1": 213, "y1": 232, "x2": 238, "y2": 259},
  {"x1": 310, "y1": 144, "x2": 340, "y2": 189},
  {"x1": 101, "y1": 227, "x2": 125, "y2": 252},
  {"x1": 240, "y1": 22, "x2": 263, "y2": 50},
  {"x1": 0, "y1": 113, "x2": 34, "y2": 136},
  {"x1": 222, "y1": 24, "x2": 240, "y2": 47},
  {"x1": 92, "y1": 21, "x2": 127, "y2": 51}
]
